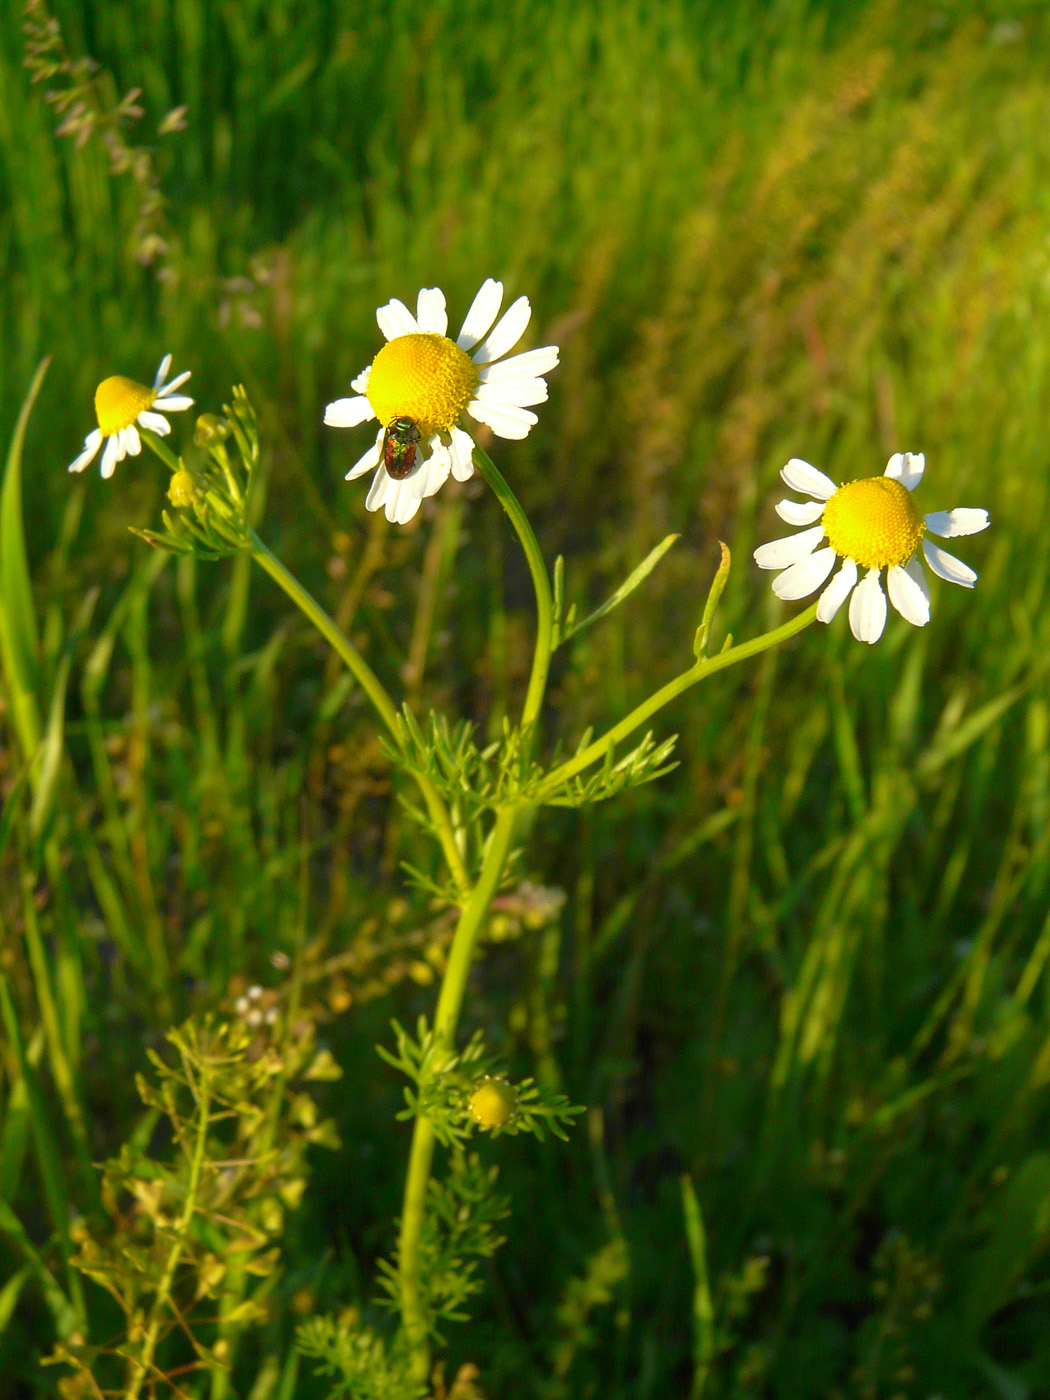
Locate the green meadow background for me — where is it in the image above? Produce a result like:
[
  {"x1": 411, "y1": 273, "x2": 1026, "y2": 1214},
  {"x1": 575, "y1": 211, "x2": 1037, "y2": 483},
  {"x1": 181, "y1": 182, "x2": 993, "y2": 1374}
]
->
[{"x1": 3, "y1": 0, "x2": 1050, "y2": 1394}]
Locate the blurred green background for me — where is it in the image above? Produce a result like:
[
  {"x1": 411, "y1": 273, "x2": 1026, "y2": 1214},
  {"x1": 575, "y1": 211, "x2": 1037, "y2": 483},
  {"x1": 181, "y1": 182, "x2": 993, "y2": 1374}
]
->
[{"x1": 3, "y1": 0, "x2": 1050, "y2": 1394}]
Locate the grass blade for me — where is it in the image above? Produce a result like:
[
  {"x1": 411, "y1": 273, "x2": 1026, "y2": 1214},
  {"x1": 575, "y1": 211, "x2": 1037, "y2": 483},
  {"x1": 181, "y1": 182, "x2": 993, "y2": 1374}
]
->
[
  {"x1": 0, "y1": 357, "x2": 49, "y2": 760},
  {"x1": 681, "y1": 1174, "x2": 714, "y2": 1400}
]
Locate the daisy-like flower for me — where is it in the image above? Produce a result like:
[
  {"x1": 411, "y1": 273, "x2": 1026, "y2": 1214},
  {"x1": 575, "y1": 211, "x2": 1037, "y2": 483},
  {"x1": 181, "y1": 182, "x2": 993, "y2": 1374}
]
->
[
  {"x1": 68, "y1": 354, "x2": 194, "y2": 479},
  {"x1": 754, "y1": 453, "x2": 989, "y2": 644},
  {"x1": 324, "y1": 279, "x2": 559, "y2": 524}
]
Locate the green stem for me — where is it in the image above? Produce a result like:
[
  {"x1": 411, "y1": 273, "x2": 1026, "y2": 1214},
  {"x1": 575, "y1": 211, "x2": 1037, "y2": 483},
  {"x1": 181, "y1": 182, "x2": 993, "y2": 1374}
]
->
[
  {"x1": 139, "y1": 427, "x2": 181, "y2": 474},
  {"x1": 394, "y1": 454, "x2": 555, "y2": 1378},
  {"x1": 398, "y1": 804, "x2": 522, "y2": 1382},
  {"x1": 537, "y1": 603, "x2": 820, "y2": 799},
  {"x1": 248, "y1": 531, "x2": 471, "y2": 901},
  {"x1": 124, "y1": 1063, "x2": 212, "y2": 1400},
  {"x1": 472, "y1": 447, "x2": 553, "y2": 743}
]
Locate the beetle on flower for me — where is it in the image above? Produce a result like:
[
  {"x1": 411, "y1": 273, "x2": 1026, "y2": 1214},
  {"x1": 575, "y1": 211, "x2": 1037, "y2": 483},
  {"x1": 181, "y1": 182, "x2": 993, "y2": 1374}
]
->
[{"x1": 324, "y1": 280, "x2": 559, "y2": 524}]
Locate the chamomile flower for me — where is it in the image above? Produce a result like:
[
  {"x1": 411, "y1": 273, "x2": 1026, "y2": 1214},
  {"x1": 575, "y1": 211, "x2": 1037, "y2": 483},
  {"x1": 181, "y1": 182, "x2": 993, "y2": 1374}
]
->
[
  {"x1": 754, "y1": 453, "x2": 989, "y2": 644},
  {"x1": 68, "y1": 354, "x2": 194, "y2": 479},
  {"x1": 324, "y1": 280, "x2": 559, "y2": 524}
]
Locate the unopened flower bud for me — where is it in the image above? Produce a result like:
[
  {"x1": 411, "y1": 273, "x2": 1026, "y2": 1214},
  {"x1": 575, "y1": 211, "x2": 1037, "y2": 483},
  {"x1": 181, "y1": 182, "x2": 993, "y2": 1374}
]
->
[
  {"x1": 469, "y1": 1077, "x2": 518, "y2": 1129},
  {"x1": 194, "y1": 413, "x2": 230, "y2": 448},
  {"x1": 168, "y1": 469, "x2": 198, "y2": 507}
]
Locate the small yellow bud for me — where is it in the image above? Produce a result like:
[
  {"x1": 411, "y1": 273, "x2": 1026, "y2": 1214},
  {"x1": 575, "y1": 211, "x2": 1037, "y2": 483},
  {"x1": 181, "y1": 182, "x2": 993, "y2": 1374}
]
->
[
  {"x1": 168, "y1": 470, "x2": 197, "y2": 507},
  {"x1": 194, "y1": 413, "x2": 230, "y2": 448},
  {"x1": 469, "y1": 1077, "x2": 518, "y2": 1130}
]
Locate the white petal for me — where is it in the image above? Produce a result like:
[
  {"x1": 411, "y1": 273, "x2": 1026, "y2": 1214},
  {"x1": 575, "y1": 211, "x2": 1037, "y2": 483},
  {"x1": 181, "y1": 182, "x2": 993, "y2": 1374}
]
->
[
  {"x1": 325, "y1": 395, "x2": 375, "y2": 428},
  {"x1": 887, "y1": 558, "x2": 930, "y2": 626},
  {"x1": 922, "y1": 538, "x2": 977, "y2": 588},
  {"x1": 849, "y1": 568, "x2": 887, "y2": 644},
  {"x1": 465, "y1": 397, "x2": 537, "y2": 440},
  {"x1": 69, "y1": 428, "x2": 102, "y2": 473},
  {"x1": 351, "y1": 365, "x2": 371, "y2": 394},
  {"x1": 471, "y1": 295, "x2": 531, "y2": 365},
  {"x1": 924, "y1": 507, "x2": 990, "y2": 538},
  {"x1": 156, "y1": 369, "x2": 191, "y2": 397},
  {"x1": 457, "y1": 278, "x2": 503, "y2": 350},
  {"x1": 373, "y1": 474, "x2": 422, "y2": 525},
  {"x1": 100, "y1": 434, "x2": 121, "y2": 479},
  {"x1": 448, "y1": 426, "x2": 476, "y2": 481},
  {"x1": 816, "y1": 556, "x2": 858, "y2": 623},
  {"x1": 364, "y1": 465, "x2": 392, "y2": 513},
  {"x1": 346, "y1": 428, "x2": 384, "y2": 480},
  {"x1": 137, "y1": 410, "x2": 172, "y2": 435},
  {"x1": 772, "y1": 546, "x2": 836, "y2": 600},
  {"x1": 376, "y1": 298, "x2": 419, "y2": 341},
  {"x1": 780, "y1": 458, "x2": 837, "y2": 500},
  {"x1": 474, "y1": 377, "x2": 549, "y2": 408},
  {"x1": 393, "y1": 488, "x2": 422, "y2": 524},
  {"x1": 753, "y1": 525, "x2": 826, "y2": 571},
  {"x1": 884, "y1": 451, "x2": 925, "y2": 491},
  {"x1": 416, "y1": 440, "x2": 452, "y2": 498},
  {"x1": 154, "y1": 353, "x2": 172, "y2": 387},
  {"x1": 415, "y1": 287, "x2": 448, "y2": 336},
  {"x1": 157, "y1": 394, "x2": 194, "y2": 412},
  {"x1": 478, "y1": 345, "x2": 560, "y2": 382},
  {"x1": 775, "y1": 497, "x2": 825, "y2": 526},
  {"x1": 123, "y1": 424, "x2": 142, "y2": 456}
]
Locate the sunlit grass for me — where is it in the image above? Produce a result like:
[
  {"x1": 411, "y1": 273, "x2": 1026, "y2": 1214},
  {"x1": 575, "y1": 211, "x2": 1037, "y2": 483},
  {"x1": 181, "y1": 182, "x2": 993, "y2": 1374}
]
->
[{"x1": 2, "y1": 0, "x2": 1050, "y2": 1394}]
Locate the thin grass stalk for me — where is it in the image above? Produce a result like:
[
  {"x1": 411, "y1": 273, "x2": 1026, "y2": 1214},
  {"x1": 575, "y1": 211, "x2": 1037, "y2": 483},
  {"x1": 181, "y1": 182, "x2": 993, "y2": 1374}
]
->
[
  {"x1": 17, "y1": 854, "x2": 92, "y2": 1187},
  {"x1": 403, "y1": 497, "x2": 462, "y2": 697},
  {"x1": 248, "y1": 531, "x2": 472, "y2": 901},
  {"x1": 209, "y1": 819, "x2": 311, "y2": 1400},
  {"x1": 122, "y1": 1058, "x2": 213, "y2": 1400},
  {"x1": 122, "y1": 587, "x2": 172, "y2": 1012}
]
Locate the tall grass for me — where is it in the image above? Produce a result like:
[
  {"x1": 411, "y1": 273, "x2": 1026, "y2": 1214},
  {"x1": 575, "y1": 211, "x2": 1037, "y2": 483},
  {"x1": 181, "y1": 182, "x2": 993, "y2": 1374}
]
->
[{"x1": 2, "y1": 0, "x2": 1050, "y2": 1394}]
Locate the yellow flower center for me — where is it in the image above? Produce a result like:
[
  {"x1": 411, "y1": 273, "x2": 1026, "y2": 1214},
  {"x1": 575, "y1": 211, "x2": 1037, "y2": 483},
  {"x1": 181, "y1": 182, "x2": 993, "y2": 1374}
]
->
[
  {"x1": 468, "y1": 1078, "x2": 518, "y2": 1130},
  {"x1": 95, "y1": 376, "x2": 155, "y2": 436},
  {"x1": 821, "y1": 477, "x2": 925, "y2": 570},
  {"x1": 366, "y1": 333, "x2": 479, "y2": 438}
]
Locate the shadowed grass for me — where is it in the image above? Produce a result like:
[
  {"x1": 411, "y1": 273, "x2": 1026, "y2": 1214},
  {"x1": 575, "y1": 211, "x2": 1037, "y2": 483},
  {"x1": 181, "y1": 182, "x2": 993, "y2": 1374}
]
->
[{"x1": 2, "y1": 0, "x2": 1050, "y2": 1395}]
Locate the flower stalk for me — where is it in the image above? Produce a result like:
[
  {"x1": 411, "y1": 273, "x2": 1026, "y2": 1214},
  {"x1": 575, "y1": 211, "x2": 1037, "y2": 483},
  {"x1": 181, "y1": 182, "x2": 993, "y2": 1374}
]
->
[
  {"x1": 537, "y1": 601, "x2": 820, "y2": 799},
  {"x1": 398, "y1": 803, "x2": 522, "y2": 1381},
  {"x1": 248, "y1": 530, "x2": 472, "y2": 902},
  {"x1": 471, "y1": 445, "x2": 553, "y2": 744}
]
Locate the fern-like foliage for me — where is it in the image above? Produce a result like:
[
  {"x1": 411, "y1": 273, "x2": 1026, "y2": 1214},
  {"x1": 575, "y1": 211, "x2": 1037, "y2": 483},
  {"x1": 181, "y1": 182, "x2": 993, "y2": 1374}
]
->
[
  {"x1": 296, "y1": 1318, "x2": 427, "y2": 1400},
  {"x1": 376, "y1": 1152, "x2": 510, "y2": 1337},
  {"x1": 378, "y1": 1018, "x2": 584, "y2": 1148}
]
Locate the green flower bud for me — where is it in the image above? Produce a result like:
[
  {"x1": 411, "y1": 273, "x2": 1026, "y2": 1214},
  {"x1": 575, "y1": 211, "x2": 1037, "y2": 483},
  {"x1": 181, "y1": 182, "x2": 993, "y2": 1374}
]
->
[{"x1": 194, "y1": 413, "x2": 230, "y2": 448}]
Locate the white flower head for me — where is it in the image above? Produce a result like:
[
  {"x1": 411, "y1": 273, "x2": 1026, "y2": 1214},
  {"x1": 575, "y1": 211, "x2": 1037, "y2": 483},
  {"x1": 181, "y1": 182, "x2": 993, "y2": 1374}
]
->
[
  {"x1": 324, "y1": 280, "x2": 559, "y2": 524},
  {"x1": 68, "y1": 354, "x2": 194, "y2": 479},
  {"x1": 754, "y1": 452, "x2": 990, "y2": 644}
]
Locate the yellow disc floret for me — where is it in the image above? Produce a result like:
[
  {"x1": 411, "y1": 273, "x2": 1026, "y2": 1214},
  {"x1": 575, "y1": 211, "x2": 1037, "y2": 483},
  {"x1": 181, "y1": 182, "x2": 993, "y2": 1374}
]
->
[
  {"x1": 822, "y1": 477, "x2": 925, "y2": 570},
  {"x1": 95, "y1": 376, "x2": 155, "y2": 436},
  {"x1": 468, "y1": 1077, "x2": 519, "y2": 1130},
  {"x1": 366, "y1": 333, "x2": 479, "y2": 438}
]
